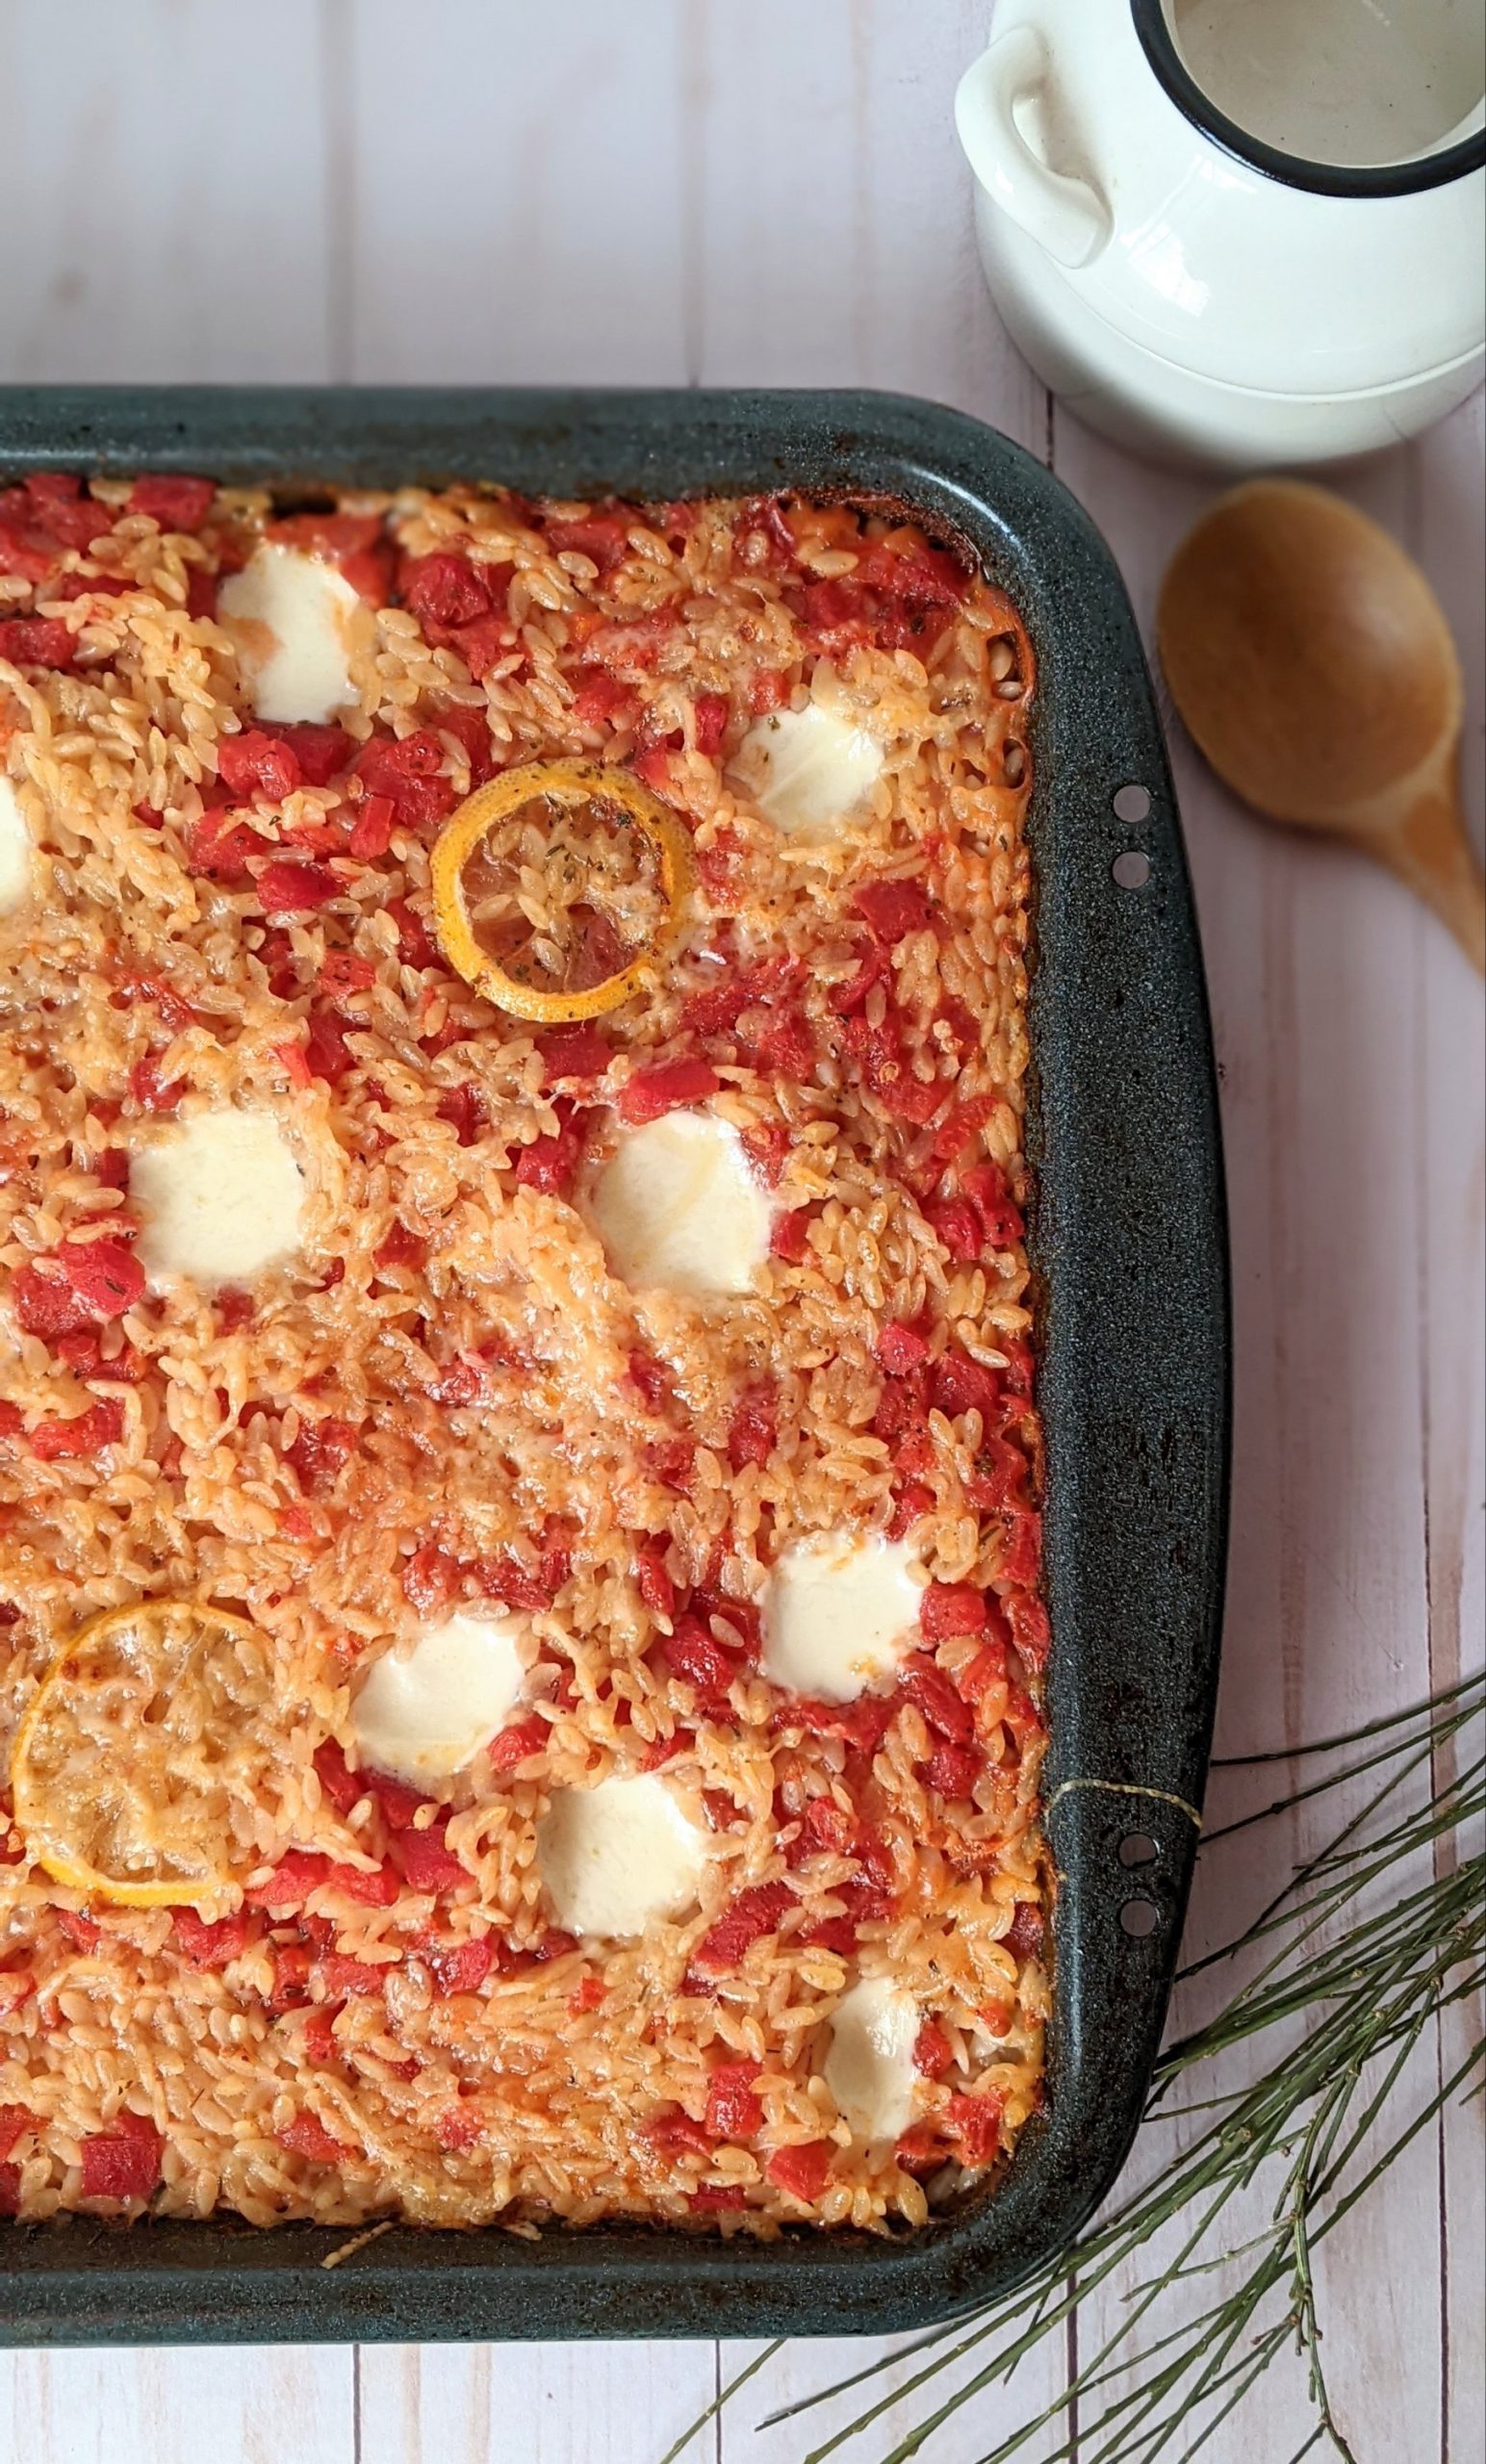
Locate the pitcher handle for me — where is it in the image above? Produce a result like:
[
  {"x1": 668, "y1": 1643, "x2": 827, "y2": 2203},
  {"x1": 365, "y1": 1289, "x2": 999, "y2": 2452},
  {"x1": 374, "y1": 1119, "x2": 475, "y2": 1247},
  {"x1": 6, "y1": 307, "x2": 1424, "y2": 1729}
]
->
[{"x1": 955, "y1": 26, "x2": 1112, "y2": 271}]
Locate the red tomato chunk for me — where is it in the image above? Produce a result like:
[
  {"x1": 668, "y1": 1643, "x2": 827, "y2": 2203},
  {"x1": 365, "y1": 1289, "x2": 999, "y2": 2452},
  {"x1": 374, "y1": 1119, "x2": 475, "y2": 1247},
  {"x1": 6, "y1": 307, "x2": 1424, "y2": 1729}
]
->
[
  {"x1": 218, "y1": 730, "x2": 302, "y2": 802},
  {"x1": 0, "y1": 617, "x2": 75, "y2": 669},
  {"x1": 690, "y1": 1883, "x2": 794, "y2": 1979},
  {"x1": 172, "y1": 1908, "x2": 250, "y2": 1968},
  {"x1": 30, "y1": 1399, "x2": 125, "y2": 1461},
  {"x1": 617, "y1": 1060, "x2": 720, "y2": 1125},
  {"x1": 276, "y1": 2112, "x2": 347, "y2": 2164},
  {"x1": 395, "y1": 1822, "x2": 468, "y2": 1894},
  {"x1": 704, "y1": 2061, "x2": 763, "y2": 2142},
  {"x1": 257, "y1": 860, "x2": 344, "y2": 913},
  {"x1": 128, "y1": 475, "x2": 216, "y2": 530},
  {"x1": 764, "y1": 2141, "x2": 833, "y2": 2204},
  {"x1": 920, "y1": 1582, "x2": 988, "y2": 1643},
  {"x1": 80, "y1": 2113, "x2": 163, "y2": 2201}
]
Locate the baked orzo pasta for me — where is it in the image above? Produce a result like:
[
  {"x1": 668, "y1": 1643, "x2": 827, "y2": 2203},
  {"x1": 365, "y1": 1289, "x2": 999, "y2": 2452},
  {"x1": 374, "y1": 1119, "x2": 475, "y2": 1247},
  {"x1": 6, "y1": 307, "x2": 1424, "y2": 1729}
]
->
[{"x1": 0, "y1": 469, "x2": 1047, "y2": 2234}]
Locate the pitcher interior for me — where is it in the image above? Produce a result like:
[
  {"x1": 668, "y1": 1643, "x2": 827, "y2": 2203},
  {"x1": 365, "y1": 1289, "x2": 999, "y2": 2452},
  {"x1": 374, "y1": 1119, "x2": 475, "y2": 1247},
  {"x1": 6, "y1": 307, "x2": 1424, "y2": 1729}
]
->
[{"x1": 1164, "y1": 0, "x2": 1486, "y2": 168}]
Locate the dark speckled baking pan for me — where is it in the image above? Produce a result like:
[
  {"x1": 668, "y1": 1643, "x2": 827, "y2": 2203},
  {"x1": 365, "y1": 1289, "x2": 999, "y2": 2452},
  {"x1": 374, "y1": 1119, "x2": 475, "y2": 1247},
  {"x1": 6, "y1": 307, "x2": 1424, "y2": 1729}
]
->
[{"x1": 0, "y1": 387, "x2": 1229, "y2": 2346}]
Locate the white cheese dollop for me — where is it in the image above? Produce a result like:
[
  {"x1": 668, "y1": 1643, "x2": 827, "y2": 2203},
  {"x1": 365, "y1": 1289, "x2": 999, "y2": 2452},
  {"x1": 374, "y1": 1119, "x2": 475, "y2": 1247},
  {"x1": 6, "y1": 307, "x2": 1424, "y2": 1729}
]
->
[
  {"x1": 536, "y1": 1773, "x2": 706, "y2": 1939},
  {"x1": 730, "y1": 702, "x2": 884, "y2": 843},
  {"x1": 0, "y1": 777, "x2": 32, "y2": 914},
  {"x1": 350, "y1": 1609, "x2": 525, "y2": 1787},
  {"x1": 131, "y1": 1107, "x2": 305, "y2": 1290},
  {"x1": 762, "y1": 1532, "x2": 922, "y2": 1704},
  {"x1": 218, "y1": 543, "x2": 360, "y2": 725},
  {"x1": 824, "y1": 1975, "x2": 920, "y2": 2143},
  {"x1": 591, "y1": 1111, "x2": 770, "y2": 1299}
]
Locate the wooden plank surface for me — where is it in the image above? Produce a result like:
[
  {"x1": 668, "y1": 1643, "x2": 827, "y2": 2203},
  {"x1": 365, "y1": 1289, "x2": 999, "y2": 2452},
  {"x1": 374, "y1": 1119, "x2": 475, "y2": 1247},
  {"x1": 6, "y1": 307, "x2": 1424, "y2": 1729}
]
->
[{"x1": 0, "y1": 3, "x2": 1480, "y2": 2459}]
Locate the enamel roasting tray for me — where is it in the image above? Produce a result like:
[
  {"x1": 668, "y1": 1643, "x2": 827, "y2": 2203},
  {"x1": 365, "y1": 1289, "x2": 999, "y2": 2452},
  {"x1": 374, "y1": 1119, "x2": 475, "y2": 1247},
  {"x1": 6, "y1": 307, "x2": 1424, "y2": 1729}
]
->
[{"x1": 0, "y1": 387, "x2": 1230, "y2": 2346}]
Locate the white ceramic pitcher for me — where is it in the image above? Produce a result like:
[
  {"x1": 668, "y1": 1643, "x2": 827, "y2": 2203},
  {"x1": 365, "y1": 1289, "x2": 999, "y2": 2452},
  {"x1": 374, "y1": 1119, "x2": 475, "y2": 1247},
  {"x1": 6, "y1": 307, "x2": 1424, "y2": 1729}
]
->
[{"x1": 956, "y1": 0, "x2": 1486, "y2": 467}]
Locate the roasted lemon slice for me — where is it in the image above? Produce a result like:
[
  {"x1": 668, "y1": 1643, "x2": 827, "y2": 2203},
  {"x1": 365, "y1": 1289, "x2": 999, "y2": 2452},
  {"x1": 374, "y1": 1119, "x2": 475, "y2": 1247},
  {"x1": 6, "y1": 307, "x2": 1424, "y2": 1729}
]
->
[
  {"x1": 12, "y1": 1600, "x2": 289, "y2": 1909},
  {"x1": 429, "y1": 758, "x2": 692, "y2": 1022}
]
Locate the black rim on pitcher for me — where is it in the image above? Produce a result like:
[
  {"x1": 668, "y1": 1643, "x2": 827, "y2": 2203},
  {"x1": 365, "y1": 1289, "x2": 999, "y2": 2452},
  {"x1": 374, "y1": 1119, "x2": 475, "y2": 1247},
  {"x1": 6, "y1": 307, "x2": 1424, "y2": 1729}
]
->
[{"x1": 1132, "y1": 0, "x2": 1486, "y2": 197}]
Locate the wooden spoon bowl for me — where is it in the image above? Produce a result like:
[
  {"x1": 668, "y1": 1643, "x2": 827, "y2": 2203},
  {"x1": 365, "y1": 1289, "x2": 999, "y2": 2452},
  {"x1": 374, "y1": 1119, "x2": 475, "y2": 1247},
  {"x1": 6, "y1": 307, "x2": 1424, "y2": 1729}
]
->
[{"x1": 1159, "y1": 479, "x2": 1484, "y2": 971}]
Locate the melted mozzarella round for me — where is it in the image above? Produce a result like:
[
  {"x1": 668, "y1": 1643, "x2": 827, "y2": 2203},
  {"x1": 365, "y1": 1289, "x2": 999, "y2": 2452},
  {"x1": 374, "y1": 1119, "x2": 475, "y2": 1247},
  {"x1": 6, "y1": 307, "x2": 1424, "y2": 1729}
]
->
[
  {"x1": 824, "y1": 1975, "x2": 921, "y2": 2143},
  {"x1": 131, "y1": 1107, "x2": 305, "y2": 1290},
  {"x1": 762, "y1": 1532, "x2": 922, "y2": 1704},
  {"x1": 591, "y1": 1112, "x2": 770, "y2": 1299},
  {"x1": 536, "y1": 1773, "x2": 706, "y2": 1939},
  {"x1": 351, "y1": 1609, "x2": 525, "y2": 1787},
  {"x1": 730, "y1": 701, "x2": 884, "y2": 842},
  {"x1": 0, "y1": 778, "x2": 31, "y2": 914},
  {"x1": 218, "y1": 544, "x2": 360, "y2": 724}
]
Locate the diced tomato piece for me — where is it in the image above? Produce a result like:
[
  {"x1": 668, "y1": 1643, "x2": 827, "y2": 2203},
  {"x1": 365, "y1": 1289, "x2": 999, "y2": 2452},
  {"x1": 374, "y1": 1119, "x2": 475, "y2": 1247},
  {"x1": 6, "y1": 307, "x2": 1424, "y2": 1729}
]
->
[
  {"x1": 1, "y1": 613, "x2": 78, "y2": 670},
  {"x1": 325, "y1": 1858, "x2": 399, "y2": 1908},
  {"x1": 53, "y1": 1908, "x2": 101, "y2": 1950},
  {"x1": 92, "y1": 1146, "x2": 131, "y2": 1193},
  {"x1": 129, "y1": 475, "x2": 216, "y2": 530},
  {"x1": 0, "y1": 1970, "x2": 36, "y2": 2015},
  {"x1": 1002, "y1": 1505, "x2": 1041, "y2": 1587},
  {"x1": 188, "y1": 807, "x2": 263, "y2": 883},
  {"x1": 854, "y1": 878, "x2": 932, "y2": 944},
  {"x1": 394, "y1": 1822, "x2": 467, "y2": 1894},
  {"x1": 536, "y1": 1022, "x2": 611, "y2": 1085},
  {"x1": 425, "y1": 1936, "x2": 494, "y2": 1998},
  {"x1": 514, "y1": 1103, "x2": 582, "y2": 1194},
  {"x1": 693, "y1": 692, "x2": 729, "y2": 755},
  {"x1": 635, "y1": 1543, "x2": 676, "y2": 1621},
  {"x1": 348, "y1": 794, "x2": 396, "y2": 861},
  {"x1": 1005, "y1": 1901, "x2": 1044, "y2": 1963},
  {"x1": 0, "y1": 2104, "x2": 32, "y2": 2162},
  {"x1": 961, "y1": 1160, "x2": 1023, "y2": 1252},
  {"x1": 268, "y1": 722, "x2": 355, "y2": 787},
  {"x1": 704, "y1": 2061, "x2": 763, "y2": 2142},
  {"x1": 353, "y1": 732, "x2": 456, "y2": 832},
  {"x1": 902, "y1": 1656, "x2": 976, "y2": 1744},
  {"x1": 30, "y1": 1398, "x2": 125, "y2": 1461},
  {"x1": 802, "y1": 1797, "x2": 858, "y2": 1859},
  {"x1": 372, "y1": 1219, "x2": 425, "y2": 1274},
  {"x1": 316, "y1": 952, "x2": 375, "y2": 1002},
  {"x1": 317, "y1": 1953, "x2": 387, "y2": 1998},
  {"x1": 428, "y1": 701, "x2": 497, "y2": 787},
  {"x1": 747, "y1": 668, "x2": 790, "y2": 715},
  {"x1": 617, "y1": 1059, "x2": 720, "y2": 1125},
  {"x1": 312, "y1": 1739, "x2": 365, "y2": 1815},
  {"x1": 1002, "y1": 1337, "x2": 1035, "y2": 1399},
  {"x1": 893, "y1": 2122, "x2": 943, "y2": 2177},
  {"x1": 80, "y1": 2112, "x2": 163, "y2": 2200},
  {"x1": 245, "y1": 1851, "x2": 332, "y2": 1913},
  {"x1": 859, "y1": 535, "x2": 970, "y2": 609},
  {"x1": 922, "y1": 1739, "x2": 983, "y2": 1800},
  {"x1": 256, "y1": 860, "x2": 343, "y2": 913},
  {"x1": 626, "y1": 1348, "x2": 671, "y2": 1411},
  {"x1": 945, "y1": 2091, "x2": 1003, "y2": 2168},
  {"x1": 876, "y1": 1322, "x2": 929, "y2": 1376},
  {"x1": 765, "y1": 2141, "x2": 832, "y2": 2204},
  {"x1": 546, "y1": 509, "x2": 633, "y2": 570},
  {"x1": 52, "y1": 569, "x2": 135, "y2": 603},
  {"x1": 488, "y1": 1715, "x2": 548, "y2": 1775},
  {"x1": 379, "y1": 899, "x2": 429, "y2": 986},
  {"x1": 688, "y1": 2182, "x2": 748, "y2": 2211},
  {"x1": 690, "y1": 1883, "x2": 794, "y2": 1979},
  {"x1": 925, "y1": 1198, "x2": 981, "y2": 1264},
  {"x1": 435, "y1": 2103, "x2": 483, "y2": 2150},
  {"x1": 0, "y1": 1404, "x2": 22, "y2": 1441},
  {"x1": 295, "y1": 1009, "x2": 352, "y2": 1088},
  {"x1": 780, "y1": 1692, "x2": 898, "y2": 1756},
  {"x1": 932, "y1": 1351, "x2": 1003, "y2": 1424},
  {"x1": 565, "y1": 1973, "x2": 605, "y2": 2017},
  {"x1": 448, "y1": 612, "x2": 515, "y2": 683},
  {"x1": 642, "y1": 2105, "x2": 713, "y2": 2167},
  {"x1": 769, "y1": 1207, "x2": 813, "y2": 1264},
  {"x1": 12, "y1": 1259, "x2": 88, "y2": 1341},
  {"x1": 401, "y1": 1543, "x2": 460, "y2": 1614},
  {"x1": 960, "y1": 1637, "x2": 1010, "y2": 1706},
  {"x1": 1005, "y1": 1590, "x2": 1051, "y2": 1674},
  {"x1": 663, "y1": 1617, "x2": 738, "y2": 1707},
  {"x1": 727, "y1": 1384, "x2": 777, "y2": 1472},
  {"x1": 399, "y1": 552, "x2": 497, "y2": 629},
  {"x1": 798, "y1": 1915, "x2": 859, "y2": 1957},
  {"x1": 275, "y1": 2111, "x2": 347, "y2": 2164},
  {"x1": 172, "y1": 1907, "x2": 249, "y2": 1968},
  {"x1": 286, "y1": 1415, "x2": 357, "y2": 1495},
  {"x1": 366, "y1": 1771, "x2": 429, "y2": 1833},
  {"x1": 268, "y1": 1942, "x2": 313, "y2": 2012},
  {"x1": 432, "y1": 1081, "x2": 483, "y2": 1150},
  {"x1": 912, "y1": 2020, "x2": 955, "y2": 2079},
  {"x1": 218, "y1": 729, "x2": 302, "y2": 802},
  {"x1": 571, "y1": 665, "x2": 638, "y2": 732},
  {"x1": 920, "y1": 1582, "x2": 988, "y2": 1644}
]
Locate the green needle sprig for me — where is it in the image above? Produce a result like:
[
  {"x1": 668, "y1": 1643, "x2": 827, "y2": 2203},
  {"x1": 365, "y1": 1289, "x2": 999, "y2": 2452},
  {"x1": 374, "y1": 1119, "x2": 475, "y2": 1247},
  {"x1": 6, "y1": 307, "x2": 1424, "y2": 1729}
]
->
[{"x1": 666, "y1": 1670, "x2": 1484, "y2": 2464}]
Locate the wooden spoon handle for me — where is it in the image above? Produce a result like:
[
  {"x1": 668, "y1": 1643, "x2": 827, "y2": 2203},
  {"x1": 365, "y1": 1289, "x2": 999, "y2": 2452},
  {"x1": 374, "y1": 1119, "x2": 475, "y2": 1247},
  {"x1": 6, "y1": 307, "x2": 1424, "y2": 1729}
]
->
[{"x1": 1365, "y1": 774, "x2": 1486, "y2": 974}]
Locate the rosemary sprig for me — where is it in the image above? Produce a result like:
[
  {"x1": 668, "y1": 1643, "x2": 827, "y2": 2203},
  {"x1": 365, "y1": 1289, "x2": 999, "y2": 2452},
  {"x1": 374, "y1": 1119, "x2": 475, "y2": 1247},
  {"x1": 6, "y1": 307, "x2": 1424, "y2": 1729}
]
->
[{"x1": 672, "y1": 1668, "x2": 1483, "y2": 2464}]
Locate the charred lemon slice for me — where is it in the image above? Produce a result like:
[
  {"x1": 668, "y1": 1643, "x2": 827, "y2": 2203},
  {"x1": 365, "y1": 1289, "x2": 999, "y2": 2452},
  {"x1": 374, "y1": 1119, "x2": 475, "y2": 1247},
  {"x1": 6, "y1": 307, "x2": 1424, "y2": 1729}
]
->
[
  {"x1": 429, "y1": 758, "x2": 692, "y2": 1022},
  {"x1": 12, "y1": 1600, "x2": 290, "y2": 1909}
]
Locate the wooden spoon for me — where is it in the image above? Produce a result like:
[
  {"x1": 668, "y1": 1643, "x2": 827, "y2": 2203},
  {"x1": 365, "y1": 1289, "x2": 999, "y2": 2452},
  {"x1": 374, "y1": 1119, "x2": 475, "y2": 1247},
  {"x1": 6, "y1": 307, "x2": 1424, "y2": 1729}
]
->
[{"x1": 1159, "y1": 479, "x2": 1484, "y2": 971}]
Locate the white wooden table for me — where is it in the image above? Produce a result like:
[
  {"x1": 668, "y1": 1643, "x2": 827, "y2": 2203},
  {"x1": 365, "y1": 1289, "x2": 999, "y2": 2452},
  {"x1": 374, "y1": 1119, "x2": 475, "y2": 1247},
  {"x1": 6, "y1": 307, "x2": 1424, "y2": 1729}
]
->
[{"x1": 1, "y1": 5, "x2": 1481, "y2": 2459}]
